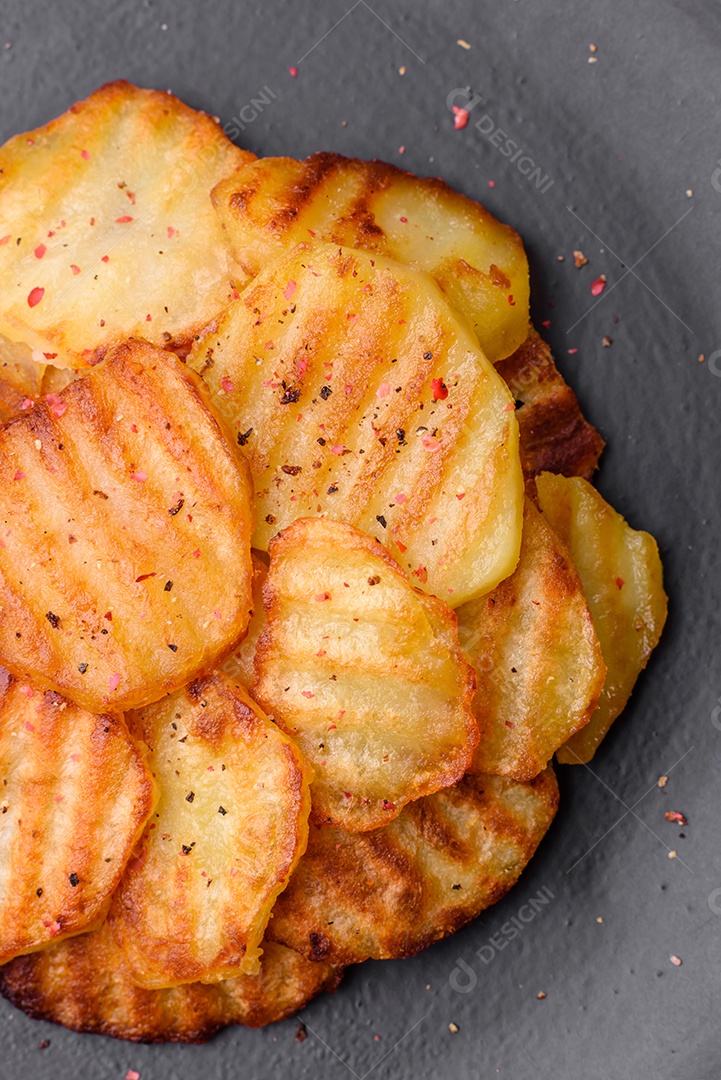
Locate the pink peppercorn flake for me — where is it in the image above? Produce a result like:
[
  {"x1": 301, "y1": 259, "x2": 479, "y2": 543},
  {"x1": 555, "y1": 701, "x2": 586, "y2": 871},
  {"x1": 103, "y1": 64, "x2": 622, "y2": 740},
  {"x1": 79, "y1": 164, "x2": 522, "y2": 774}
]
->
[
  {"x1": 126, "y1": 1071, "x2": 141, "y2": 1080},
  {"x1": 431, "y1": 378, "x2": 448, "y2": 401},
  {"x1": 670, "y1": 955, "x2": 682, "y2": 967},
  {"x1": 289, "y1": 66, "x2": 298, "y2": 77},
  {"x1": 167, "y1": 226, "x2": 175, "y2": 238},
  {"x1": 399, "y1": 216, "x2": 408, "y2": 223},
  {"x1": 34, "y1": 243, "x2": 46, "y2": 259},
  {"x1": 20, "y1": 398, "x2": 33, "y2": 410},
  {"x1": 591, "y1": 276, "x2": 606, "y2": 296},
  {"x1": 13, "y1": 470, "x2": 24, "y2": 481},
  {"x1": 395, "y1": 493, "x2": 407, "y2": 504},
  {"x1": 221, "y1": 376, "x2": 235, "y2": 393},
  {"x1": 452, "y1": 106, "x2": 470, "y2": 129},
  {"x1": 487, "y1": 180, "x2": 496, "y2": 188},
  {"x1": 46, "y1": 394, "x2": 67, "y2": 418},
  {"x1": 192, "y1": 549, "x2": 201, "y2": 558},
  {"x1": 665, "y1": 810, "x2": 687, "y2": 825},
  {"x1": 283, "y1": 278, "x2": 297, "y2": 301},
  {"x1": 101, "y1": 255, "x2": 109, "y2": 263},
  {"x1": 0, "y1": 235, "x2": 10, "y2": 245},
  {"x1": 331, "y1": 444, "x2": 344, "y2": 455},
  {"x1": 108, "y1": 673, "x2": 121, "y2": 693},
  {"x1": 130, "y1": 471, "x2": 147, "y2": 482},
  {"x1": 80, "y1": 149, "x2": 90, "y2": 161},
  {"x1": 377, "y1": 382, "x2": 391, "y2": 399},
  {"x1": 27, "y1": 286, "x2": 44, "y2": 308},
  {"x1": 315, "y1": 591, "x2": 331, "y2": 602},
  {"x1": 145, "y1": 314, "x2": 152, "y2": 322},
  {"x1": 421, "y1": 433, "x2": 440, "y2": 452},
  {"x1": 456, "y1": 491, "x2": 466, "y2": 500},
  {"x1": 568, "y1": 348, "x2": 578, "y2": 355},
  {"x1": 70, "y1": 264, "x2": 81, "y2": 275},
  {"x1": 116, "y1": 215, "x2": 133, "y2": 224},
  {"x1": 24, "y1": 721, "x2": 35, "y2": 732},
  {"x1": 301, "y1": 690, "x2": 314, "y2": 699}
]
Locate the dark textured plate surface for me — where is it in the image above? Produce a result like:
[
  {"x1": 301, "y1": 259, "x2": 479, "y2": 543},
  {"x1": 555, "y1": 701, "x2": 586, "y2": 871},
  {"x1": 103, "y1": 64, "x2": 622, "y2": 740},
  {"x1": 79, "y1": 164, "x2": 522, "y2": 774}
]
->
[{"x1": 0, "y1": 2, "x2": 719, "y2": 1078}]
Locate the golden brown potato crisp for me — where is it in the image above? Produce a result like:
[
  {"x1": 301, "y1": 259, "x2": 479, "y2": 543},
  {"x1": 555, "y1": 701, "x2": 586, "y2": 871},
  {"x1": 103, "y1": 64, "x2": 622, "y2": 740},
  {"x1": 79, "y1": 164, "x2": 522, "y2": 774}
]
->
[
  {"x1": 0, "y1": 340, "x2": 254, "y2": 713},
  {"x1": 189, "y1": 241, "x2": 523, "y2": 605},
  {"x1": 0, "y1": 922, "x2": 342, "y2": 1042},
  {"x1": 212, "y1": 152, "x2": 530, "y2": 363},
  {"x1": 0, "y1": 669, "x2": 154, "y2": 963},
  {"x1": 108, "y1": 672, "x2": 312, "y2": 989},
  {"x1": 268, "y1": 769, "x2": 558, "y2": 965},
  {"x1": 253, "y1": 518, "x2": 478, "y2": 831},
  {"x1": 0, "y1": 81, "x2": 254, "y2": 367},
  {"x1": 457, "y1": 498, "x2": 606, "y2": 780},
  {"x1": 536, "y1": 473, "x2": 667, "y2": 763}
]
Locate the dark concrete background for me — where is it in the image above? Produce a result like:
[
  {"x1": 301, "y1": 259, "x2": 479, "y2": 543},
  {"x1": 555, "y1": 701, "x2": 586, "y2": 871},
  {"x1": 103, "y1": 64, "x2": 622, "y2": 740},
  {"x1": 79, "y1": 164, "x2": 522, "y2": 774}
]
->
[{"x1": 0, "y1": 1, "x2": 720, "y2": 1077}]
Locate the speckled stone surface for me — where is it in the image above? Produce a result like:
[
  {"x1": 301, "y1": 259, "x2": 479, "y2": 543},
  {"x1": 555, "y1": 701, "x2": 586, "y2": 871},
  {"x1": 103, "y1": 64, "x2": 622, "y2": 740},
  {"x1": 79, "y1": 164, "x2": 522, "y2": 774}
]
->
[{"x1": 0, "y1": 2, "x2": 719, "y2": 1078}]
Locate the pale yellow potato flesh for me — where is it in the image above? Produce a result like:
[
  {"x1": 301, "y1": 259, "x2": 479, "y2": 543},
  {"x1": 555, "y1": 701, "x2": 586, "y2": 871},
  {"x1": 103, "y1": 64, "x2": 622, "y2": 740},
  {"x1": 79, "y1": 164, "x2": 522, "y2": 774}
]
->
[
  {"x1": 0, "y1": 669, "x2": 154, "y2": 963},
  {"x1": 212, "y1": 152, "x2": 530, "y2": 363},
  {"x1": 268, "y1": 768, "x2": 558, "y2": 964},
  {"x1": 457, "y1": 497, "x2": 606, "y2": 780},
  {"x1": 109, "y1": 673, "x2": 312, "y2": 989},
  {"x1": 0, "y1": 81, "x2": 254, "y2": 367},
  {"x1": 189, "y1": 241, "x2": 523, "y2": 606},
  {"x1": 0, "y1": 341, "x2": 254, "y2": 713},
  {"x1": 252, "y1": 518, "x2": 479, "y2": 832},
  {"x1": 0, "y1": 921, "x2": 341, "y2": 1042},
  {"x1": 536, "y1": 473, "x2": 667, "y2": 763}
]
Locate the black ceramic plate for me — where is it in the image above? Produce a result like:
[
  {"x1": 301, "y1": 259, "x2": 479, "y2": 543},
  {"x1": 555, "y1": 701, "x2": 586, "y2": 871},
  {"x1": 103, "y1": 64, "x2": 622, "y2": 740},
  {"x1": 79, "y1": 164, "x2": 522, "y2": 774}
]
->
[{"x1": 1, "y1": 2, "x2": 719, "y2": 1078}]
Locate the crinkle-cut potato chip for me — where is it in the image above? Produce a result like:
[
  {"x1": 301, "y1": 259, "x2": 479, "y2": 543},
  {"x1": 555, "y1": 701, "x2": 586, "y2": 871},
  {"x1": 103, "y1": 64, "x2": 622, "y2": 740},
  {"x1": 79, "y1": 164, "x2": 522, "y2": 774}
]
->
[
  {"x1": 0, "y1": 335, "x2": 45, "y2": 423},
  {"x1": 0, "y1": 922, "x2": 341, "y2": 1043},
  {"x1": 215, "y1": 553, "x2": 268, "y2": 689},
  {"x1": 496, "y1": 328, "x2": 605, "y2": 480},
  {"x1": 252, "y1": 518, "x2": 478, "y2": 832},
  {"x1": 268, "y1": 768, "x2": 558, "y2": 965},
  {"x1": 212, "y1": 152, "x2": 529, "y2": 363},
  {"x1": 108, "y1": 672, "x2": 312, "y2": 989},
  {"x1": 0, "y1": 668, "x2": 154, "y2": 964},
  {"x1": 536, "y1": 473, "x2": 667, "y2": 764},
  {"x1": 0, "y1": 340, "x2": 254, "y2": 713},
  {"x1": 0, "y1": 80, "x2": 255, "y2": 368},
  {"x1": 189, "y1": 241, "x2": 523, "y2": 605},
  {"x1": 456, "y1": 498, "x2": 606, "y2": 781}
]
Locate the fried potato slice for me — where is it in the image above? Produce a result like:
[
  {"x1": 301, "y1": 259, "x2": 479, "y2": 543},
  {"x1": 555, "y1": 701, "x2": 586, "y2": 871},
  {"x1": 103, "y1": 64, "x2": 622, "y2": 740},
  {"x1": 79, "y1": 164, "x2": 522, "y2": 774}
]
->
[
  {"x1": 108, "y1": 672, "x2": 312, "y2": 989},
  {"x1": 212, "y1": 152, "x2": 529, "y2": 363},
  {"x1": 0, "y1": 336, "x2": 45, "y2": 423},
  {"x1": 214, "y1": 553, "x2": 268, "y2": 689},
  {"x1": 0, "y1": 81, "x2": 254, "y2": 367},
  {"x1": 496, "y1": 328, "x2": 605, "y2": 479},
  {"x1": 456, "y1": 498, "x2": 606, "y2": 781},
  {"x1": 252, "y1": 518, "x2": 478, "y2": 832},
  {"x1": 0, "y1": 669, "x2": 154, "y2": 964},
  {"x1": 268, "y1": 768, "x2": 558, "y2": 964},
  {"x1": 0, "y1": 340, "x2": 254, "y2": 713},
  {"x1": 189, "y1": 242, "x2": 523, "y2": 605},
  {"x1": 536, "y1": 473, "x2": 667, "y2": 763},
  {"x1": 0, "y1": 922, "x2": 341, "y2": 1042}
]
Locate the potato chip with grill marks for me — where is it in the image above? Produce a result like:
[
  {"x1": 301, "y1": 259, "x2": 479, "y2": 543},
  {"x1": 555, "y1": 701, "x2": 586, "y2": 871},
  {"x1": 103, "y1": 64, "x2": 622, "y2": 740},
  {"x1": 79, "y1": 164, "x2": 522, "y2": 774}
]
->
[
  {"x1": 457, "y1": 497, "x2": 606, "y2": 781},
  {"x1": 252, "y1": 518, "x2": 478, "y2": 832},
  {"x1": 0, "y1": 81, "x2": 255, "y2": 367},
  {"x1": 0, "y1": 922, "x2": 342, "y2": 1043},
  {"x1": 267, "y1": 768, "x2": 558, "y2": 965},
  {"x1": 188, "y1": 241, "x2": 523, "y2": 606},
  {"x1": 0, "y1": 669, "x2": 154, "y2": 964},
  {"x1": 212, "y1": 152, "x2": 529, "y2": 363},
  {"x1": 496, "y1": 328, "x2": 605, "y2": 480},
  {"x1": 536, "y1": 473, "x2": 667, "y2": 764},
  {"x1": 108, "y1": 672, "x2": 312, "y2": 989},
  {"x1": 0, "y1": 340, "x2": 254, "y2": 713}
]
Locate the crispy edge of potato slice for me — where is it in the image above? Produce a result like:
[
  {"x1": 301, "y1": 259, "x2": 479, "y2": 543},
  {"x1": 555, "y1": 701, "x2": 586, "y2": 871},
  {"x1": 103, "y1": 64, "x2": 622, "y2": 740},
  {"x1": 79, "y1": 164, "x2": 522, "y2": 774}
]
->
[
  {"x1": 0, "y1": 335, "x2": 45, "y2": 424},
  {"x1": 0, "y1": 668, "x2": 155, "y2": 964},
  {"x1": 267, "y1": 768, "x2": 559, "y2": 965},
  {"x1": 108, "y1": 672, "x2": 313, "y2": 988},
  {"x1": 212, "y1": 152, "x2": 530, "y2": 363},
  {"x1": 496, "y1": 327, "x2": 605, "y2": 480},
  {"x1": 0, "y1": 922, "x2": 342, "y2": 1042},
  {"x1": 0, "y1": 340, "x2": 254, "y2": 712},
  {"x1": 456, "y1": 497, "x2": 606, "y2": 780},
  {"x1": 0, "y1": 80, "x2": 255, "y2": 367},
  {"x1": 253, "y1": 517, "x2": 479, "y2": 831},
  {"x1": 536, "y1": 472, "x2": 668, "y2": 764},
  {"x1": 188, "y1": 240, "x2": 524, "y2": 606}
]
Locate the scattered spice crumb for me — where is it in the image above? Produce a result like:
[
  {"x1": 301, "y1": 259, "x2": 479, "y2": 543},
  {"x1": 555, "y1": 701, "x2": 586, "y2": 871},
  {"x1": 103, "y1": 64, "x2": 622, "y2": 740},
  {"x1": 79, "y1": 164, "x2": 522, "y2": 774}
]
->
[
  {"x1": 295, "y1": 1021, "x2": 308, "y2": 1043},
  {"x1": 457, "y1": 38, "x2": 471, "y2": 49},
  {"x1": 399, "y1": 65, "x2": 406, "y2": 75},
  {"x1": 602, "y1": 336, "x2": 612, "y2": 347},
  {"x1": 289, "y1": 66, "x2": 298, "y2": 77},
  {"x1": 573, "y1": 250, "x2": 588, "y2": 269},
  {"x1": 590, "y1": 275, "x2": 607, "y2": 296},
  {"x1": 665, "y1": 810, "x2": 687, "y2": 826},
  {"x1": 670, "y1": 954, "x2": 682, "y2": 967},
  {"x1": 658, "y1": 775, "x2": 669, "y2": 788},
  {"x1": 668, "y1": 850, "x2": 677, "y2": 859},
  {"x1": 449, "y1": 1022, "x2": 459, "y2": 1033},
  {"x1": 596, "y1": 916, "x2": 604, "y2": 923},
  {"x1": 452, "y1": 106, "x2": 469, "y2": 130},
  {"x1": 686, "y1": 189, "x2": 693, "y2": 198},
  {"x1": 536, "y1": 991, "x2": 547, "y2": 1000},
  {"x1": 589, "y1": 43, "x2": 598, "y2": 53}
]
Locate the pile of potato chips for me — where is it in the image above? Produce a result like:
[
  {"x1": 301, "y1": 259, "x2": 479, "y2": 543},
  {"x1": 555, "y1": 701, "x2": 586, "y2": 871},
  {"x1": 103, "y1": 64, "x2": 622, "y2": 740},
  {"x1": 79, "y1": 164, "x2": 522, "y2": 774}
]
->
[{"x1": 0, "y1": 82, "x2": 667, "y2": 1043}]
